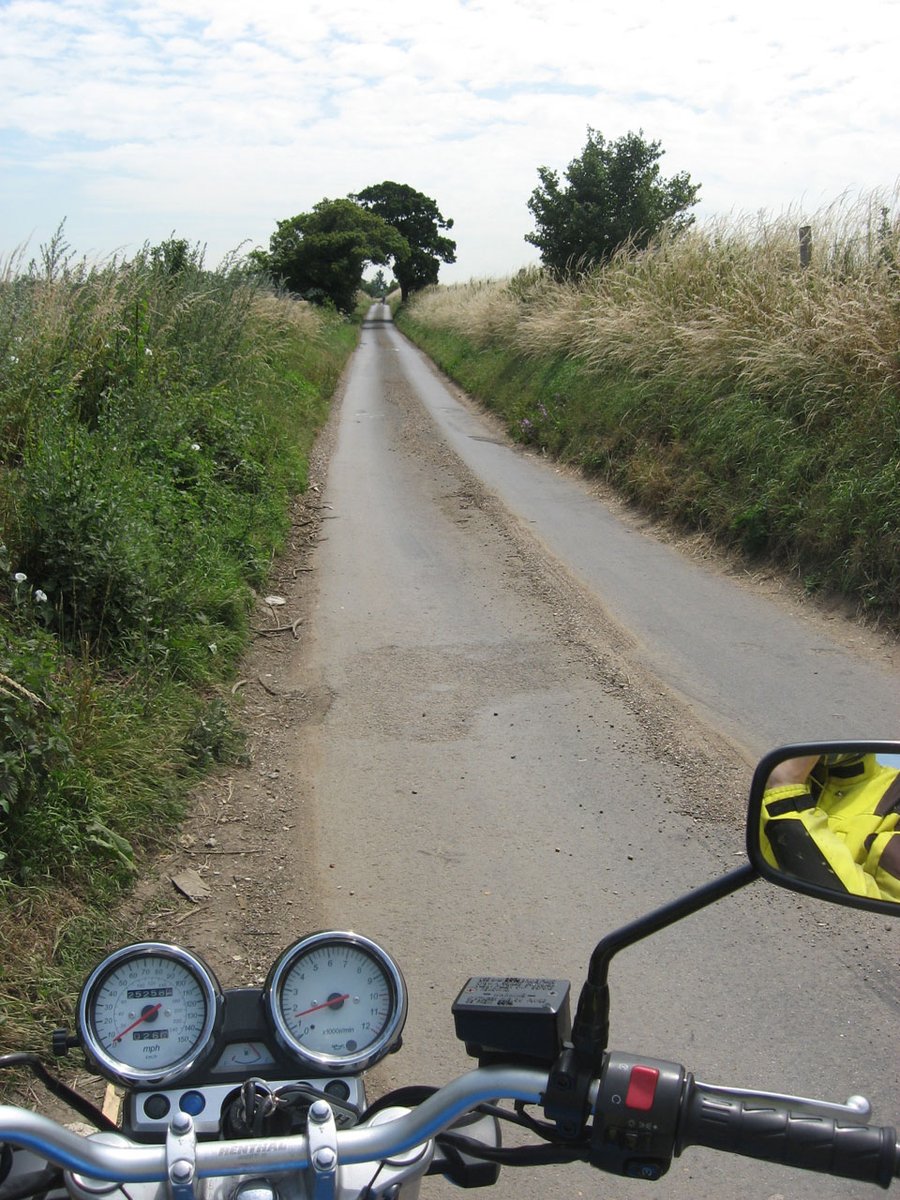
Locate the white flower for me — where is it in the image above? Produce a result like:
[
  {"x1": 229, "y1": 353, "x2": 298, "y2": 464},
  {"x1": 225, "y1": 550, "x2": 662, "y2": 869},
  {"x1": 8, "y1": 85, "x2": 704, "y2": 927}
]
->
[
  {"x1": 34, "y1": 589, "x2": 48, "y2": 603},
  {"x1": 191, "y1": 443, "x2": 201, "y2": 451},
  {"x1": 144, "y1": 347, "x2": 153, "y2": 357},
  {"x1": 208, "y1": 642, "x2": 218, "y2": 654},
  {"x1": 13, "y1": 572, "x2": 27, "y2": 583}
]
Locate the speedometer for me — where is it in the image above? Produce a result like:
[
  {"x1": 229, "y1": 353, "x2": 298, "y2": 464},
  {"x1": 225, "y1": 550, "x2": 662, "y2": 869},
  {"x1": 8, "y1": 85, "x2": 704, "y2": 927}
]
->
[
  {"x1": 265, "y1": 932, "x2": 407, "y2": 1073},
  {"x1": 77, "y1": 943, "x2": 223, "y2": 1086}
]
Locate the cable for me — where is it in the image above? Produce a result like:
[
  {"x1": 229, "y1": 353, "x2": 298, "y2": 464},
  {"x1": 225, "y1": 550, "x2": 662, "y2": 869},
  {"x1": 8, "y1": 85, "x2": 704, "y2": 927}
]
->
[
  {"x1": 436, "y1": 1131, "x2": 589, "y2": 1167},
  {"x1": 0, "y1": 1055, "x2": 117, "y2": 1134}
]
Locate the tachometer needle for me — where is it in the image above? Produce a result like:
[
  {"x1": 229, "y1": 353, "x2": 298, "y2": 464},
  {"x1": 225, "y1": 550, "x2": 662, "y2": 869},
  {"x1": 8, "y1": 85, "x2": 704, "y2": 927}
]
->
[
  {"x1": 113, "y1": 1003, "x2": 163, "y2": 1043},
  {"x1": 294, "y1": 994, "x2": 350, "y2": 1018}
]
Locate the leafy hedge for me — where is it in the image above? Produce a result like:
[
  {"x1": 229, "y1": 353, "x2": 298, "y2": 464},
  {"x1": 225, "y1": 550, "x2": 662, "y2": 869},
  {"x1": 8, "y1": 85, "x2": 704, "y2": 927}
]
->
[{"x1": 0, "y1": 236, "x2": 355, "y2": 892}]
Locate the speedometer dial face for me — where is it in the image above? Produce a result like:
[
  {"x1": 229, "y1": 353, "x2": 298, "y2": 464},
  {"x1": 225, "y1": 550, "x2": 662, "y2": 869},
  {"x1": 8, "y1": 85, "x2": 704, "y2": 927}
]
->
[
  {"x1": 78, "y1": 943, "x2": 222, "y2": 1086},
  {"x1": 265, "y1": 932, "x2": 407, "y2": 1073}
]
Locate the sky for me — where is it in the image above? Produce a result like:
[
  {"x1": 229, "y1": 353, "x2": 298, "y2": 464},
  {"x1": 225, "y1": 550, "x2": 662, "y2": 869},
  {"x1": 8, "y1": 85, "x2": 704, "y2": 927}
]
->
[{"x1": 1, "y1": 0, "x2": 898, "y2": 283}]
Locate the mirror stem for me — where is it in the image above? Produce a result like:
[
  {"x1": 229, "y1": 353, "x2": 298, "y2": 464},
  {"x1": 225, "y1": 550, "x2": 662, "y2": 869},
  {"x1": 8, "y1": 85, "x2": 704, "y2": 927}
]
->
[{"x1": 571, "y1": 864, "x2": 758, "y2": 1068}]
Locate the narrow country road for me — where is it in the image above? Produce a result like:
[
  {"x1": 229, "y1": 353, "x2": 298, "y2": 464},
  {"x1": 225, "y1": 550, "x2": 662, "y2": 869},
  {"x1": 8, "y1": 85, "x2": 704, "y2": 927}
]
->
[
  {"x1": 281, "y1": 305, "x2": 898, "y2": 1200},
  {"x1": 383, "y1": 311, "x2": 899, "y2": 758}
]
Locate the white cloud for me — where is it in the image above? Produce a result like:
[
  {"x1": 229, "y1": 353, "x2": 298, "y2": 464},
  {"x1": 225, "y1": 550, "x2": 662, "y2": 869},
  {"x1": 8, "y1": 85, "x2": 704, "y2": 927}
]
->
[{"x1": 1, "y1": 0, "x2": 898, "y2": 276}]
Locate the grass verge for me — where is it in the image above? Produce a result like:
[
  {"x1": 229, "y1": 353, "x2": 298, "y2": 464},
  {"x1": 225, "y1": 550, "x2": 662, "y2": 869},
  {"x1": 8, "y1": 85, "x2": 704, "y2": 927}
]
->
[{"x1": 0, "y1": 236, "x2": 357, "y2": 1055}]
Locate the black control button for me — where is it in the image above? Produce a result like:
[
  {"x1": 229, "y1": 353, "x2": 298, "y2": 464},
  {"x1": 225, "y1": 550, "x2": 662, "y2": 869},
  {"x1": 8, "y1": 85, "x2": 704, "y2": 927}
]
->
[{"x1": 143, "y1": 1094, "x2": 171, "y2": 1121}]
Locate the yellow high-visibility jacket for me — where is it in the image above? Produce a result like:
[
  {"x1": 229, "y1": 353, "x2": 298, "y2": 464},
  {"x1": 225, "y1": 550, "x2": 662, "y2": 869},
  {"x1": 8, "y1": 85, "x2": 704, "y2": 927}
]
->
[{"x1": 761, "y1": 756, "x2": 900, "y2": 902}]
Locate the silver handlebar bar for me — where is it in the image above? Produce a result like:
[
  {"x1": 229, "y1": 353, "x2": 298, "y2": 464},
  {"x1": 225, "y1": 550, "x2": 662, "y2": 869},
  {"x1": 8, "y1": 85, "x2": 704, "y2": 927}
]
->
[
  {"x1": 0, "y1": 1067, "x2": 547, "y2": 1182},
  {"x1": 2, "y1": 1064, "x2": 894, "y2": 1189}
]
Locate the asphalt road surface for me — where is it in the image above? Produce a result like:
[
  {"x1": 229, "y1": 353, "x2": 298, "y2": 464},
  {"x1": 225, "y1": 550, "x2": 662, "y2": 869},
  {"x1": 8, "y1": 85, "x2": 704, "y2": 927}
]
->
[{"x1": 288, "y1": 304, "x2": 899, "y2": 1200}]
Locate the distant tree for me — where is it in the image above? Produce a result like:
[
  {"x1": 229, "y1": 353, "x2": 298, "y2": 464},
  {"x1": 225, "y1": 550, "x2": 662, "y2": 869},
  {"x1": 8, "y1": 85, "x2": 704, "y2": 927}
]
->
[
  {"x1": 360, "y1": 267, "x2": 394, "y2": 297},
  {"x1": 263, "y1": 199, "x2": 406, "y2": 312},
  {"x1": 352, "y1": 182, "x2": 456, "y2": 300},
  {"x1": 150, "y1": 236, "x2": 202, "y2": 275},
  {"x1": 526, "y1": 128, "x2": 700, "y2": 276},
  {"x1": 244, "y1": 247, "x2": 272, "y2": 275}
]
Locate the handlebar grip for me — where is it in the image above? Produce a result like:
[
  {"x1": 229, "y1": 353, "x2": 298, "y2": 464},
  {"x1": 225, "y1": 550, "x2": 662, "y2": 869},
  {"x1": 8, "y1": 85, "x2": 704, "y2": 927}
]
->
[{"x1": 678, "y1": 1086, "x2": 898, "y2": 1189}]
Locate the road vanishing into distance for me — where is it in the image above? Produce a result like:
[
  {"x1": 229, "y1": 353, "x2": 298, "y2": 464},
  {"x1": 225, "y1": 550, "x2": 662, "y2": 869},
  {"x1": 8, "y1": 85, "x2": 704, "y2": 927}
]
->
[{"x1": 288, "y1": 304, "x2": 900, "y2": 1200}]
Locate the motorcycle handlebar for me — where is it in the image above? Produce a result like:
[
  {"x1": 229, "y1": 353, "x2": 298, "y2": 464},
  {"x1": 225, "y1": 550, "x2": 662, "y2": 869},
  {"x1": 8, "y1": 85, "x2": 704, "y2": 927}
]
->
[
  {"x1": 1, "y1": 1062, "x2": 897, "y2": 1189},
  {"x1": 0, "y1": 1068, "x2": 545, "y2": 1183}
]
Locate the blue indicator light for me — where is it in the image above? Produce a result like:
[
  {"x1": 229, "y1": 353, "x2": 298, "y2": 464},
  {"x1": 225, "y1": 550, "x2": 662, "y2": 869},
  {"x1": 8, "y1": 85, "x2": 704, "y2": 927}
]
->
[{"x1": 179, "y1": 1091, "x2": 206, "y2": 1116}]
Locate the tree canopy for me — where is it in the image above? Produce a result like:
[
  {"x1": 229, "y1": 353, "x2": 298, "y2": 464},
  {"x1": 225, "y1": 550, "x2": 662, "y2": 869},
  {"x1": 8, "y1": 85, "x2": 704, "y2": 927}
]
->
[
  {"x1": 352, "y1": 182, "x2": 456, "y2": 300},
  {"x1": 526, "y1": 128, "x2": 700, "y2": 276},
  {"x1": 263, "y1": 199, "x2": 406, "y2": 312}
]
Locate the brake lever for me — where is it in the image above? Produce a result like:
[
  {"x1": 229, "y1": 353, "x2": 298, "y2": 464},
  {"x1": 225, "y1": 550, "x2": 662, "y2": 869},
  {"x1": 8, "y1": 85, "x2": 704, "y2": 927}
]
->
[{"x1": 692, "y1": 1082, "x2": 872, "y2": 1122}]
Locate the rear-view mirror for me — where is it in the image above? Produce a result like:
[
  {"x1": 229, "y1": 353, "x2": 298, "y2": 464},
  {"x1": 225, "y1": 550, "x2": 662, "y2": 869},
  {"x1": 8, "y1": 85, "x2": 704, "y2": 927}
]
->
[{"x1": 746, "y1": 741, "x2": 900, "y2": 916}]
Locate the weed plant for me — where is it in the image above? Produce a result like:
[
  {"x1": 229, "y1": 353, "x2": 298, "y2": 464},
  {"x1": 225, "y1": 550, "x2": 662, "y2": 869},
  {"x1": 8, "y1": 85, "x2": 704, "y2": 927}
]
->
[
  {"x1": 399, "y1": 191, "x2": 900, "y2": 623},
  {"x1": 0, "y1": 232, "x2": 356, "y2": 1050}
]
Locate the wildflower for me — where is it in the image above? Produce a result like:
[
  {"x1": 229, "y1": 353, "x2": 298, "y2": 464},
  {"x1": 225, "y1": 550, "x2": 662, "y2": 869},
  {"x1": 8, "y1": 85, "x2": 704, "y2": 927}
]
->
[
  {"x1": 520, "y1": 418, "x2": 532, "y2": 430},
  {"x1": 191, "y1": 443, "x2": 201, "y2": 451},
  {"x1": 208, "y1": 642, "x2": 218, "y2": 654},
  {"x1": 13, "y1": 572, "x2": 27, "y2": 584},
  {"x1": 34, "y1": 589, "x2": 48, "y2": 603},
  {"x1": 144, "y1": 347, "x2": 153, "y2": 357}
]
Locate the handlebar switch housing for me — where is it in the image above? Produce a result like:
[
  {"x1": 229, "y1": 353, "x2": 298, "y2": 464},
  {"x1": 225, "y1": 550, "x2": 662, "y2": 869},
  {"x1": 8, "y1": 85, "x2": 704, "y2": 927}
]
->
[{"x1": 589, "y1": 1052, "x2": 687, "y2": 1180}]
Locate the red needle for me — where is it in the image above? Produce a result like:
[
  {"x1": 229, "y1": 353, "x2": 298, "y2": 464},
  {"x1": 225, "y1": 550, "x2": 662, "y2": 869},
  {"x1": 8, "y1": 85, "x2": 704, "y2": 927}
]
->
[
  {"x1": 113, "y1": 1003, "x2": 162, "y2": 1043},
  {"x1": 294, "y1": 993, "x2": 350, "y2": 1018}
]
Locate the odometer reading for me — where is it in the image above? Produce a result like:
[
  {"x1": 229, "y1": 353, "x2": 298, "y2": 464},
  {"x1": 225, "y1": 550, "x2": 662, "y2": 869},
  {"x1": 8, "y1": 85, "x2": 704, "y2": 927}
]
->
[{"x1": 78, "y1": 944, "x2": 221, "y2": 1085}]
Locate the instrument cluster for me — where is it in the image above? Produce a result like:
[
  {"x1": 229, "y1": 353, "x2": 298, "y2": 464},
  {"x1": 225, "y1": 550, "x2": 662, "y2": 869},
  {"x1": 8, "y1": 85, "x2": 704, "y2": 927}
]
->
[{"x1": 77, "y1": 931, "x2": 407, "y2": 1088}]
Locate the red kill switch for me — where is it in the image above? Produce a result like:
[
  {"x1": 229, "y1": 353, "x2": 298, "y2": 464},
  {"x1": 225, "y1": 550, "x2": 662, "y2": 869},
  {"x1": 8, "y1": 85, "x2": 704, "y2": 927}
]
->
[{"x1": 625, "y1": 1065, "x2": 660, "y2": 1112}]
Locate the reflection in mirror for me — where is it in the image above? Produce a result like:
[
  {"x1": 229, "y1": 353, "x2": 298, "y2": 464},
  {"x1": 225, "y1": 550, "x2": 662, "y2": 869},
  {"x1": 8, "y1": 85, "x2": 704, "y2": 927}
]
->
[{"x1": 754, "y1": 744, "x2": 900, "y2": 908}]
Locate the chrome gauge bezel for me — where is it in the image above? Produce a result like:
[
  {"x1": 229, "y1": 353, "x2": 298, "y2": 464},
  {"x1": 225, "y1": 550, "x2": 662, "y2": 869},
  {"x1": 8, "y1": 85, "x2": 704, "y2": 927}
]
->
[
  {"x1": 77, "y1": 942, "x2": 223, "y2": 1087},
  {"x1": 265, "y1": 931, "x2": 408, "y2": 1074}
]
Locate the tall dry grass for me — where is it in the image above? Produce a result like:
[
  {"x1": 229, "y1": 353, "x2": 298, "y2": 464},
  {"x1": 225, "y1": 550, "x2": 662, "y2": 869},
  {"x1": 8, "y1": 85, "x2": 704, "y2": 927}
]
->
[
  {"x1": 400, "y1": 189, "x2": 900, "y2": 622},
  {"x1": 410, "y1": 190, "x2": 900, "y2": 414}
]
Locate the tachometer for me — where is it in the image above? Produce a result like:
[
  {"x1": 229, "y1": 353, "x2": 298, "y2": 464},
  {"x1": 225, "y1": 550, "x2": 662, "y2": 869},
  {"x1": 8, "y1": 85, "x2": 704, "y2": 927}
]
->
[
  {"x1": 265, "y1": 932, "x2": 407, "y2": 1073},
  {"x1": 77, "y1": 943, "x2": 223, "y2": 1086}
]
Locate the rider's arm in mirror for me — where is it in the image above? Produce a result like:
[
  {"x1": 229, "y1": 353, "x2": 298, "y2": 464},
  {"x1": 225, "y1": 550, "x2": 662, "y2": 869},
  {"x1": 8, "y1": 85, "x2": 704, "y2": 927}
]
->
[
  {"x1": 760, "y1": 754, "x2": 900, "y2": 904},
  {"x1": 765, "y1": 755, "x2": 820, "y2": 787}
]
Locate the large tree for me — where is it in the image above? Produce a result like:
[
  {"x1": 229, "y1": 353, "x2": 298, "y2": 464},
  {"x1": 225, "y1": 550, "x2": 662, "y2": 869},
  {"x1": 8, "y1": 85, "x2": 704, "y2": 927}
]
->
[
  {"x1": 352, "y1": 182, "x2": 456, "y2": 300},
  {"x1": 264, "y1": 199, "x2": 406, "y2": 312},
  {"x1": 526, "y1": 128, "x2": 700, "y2": 276}
]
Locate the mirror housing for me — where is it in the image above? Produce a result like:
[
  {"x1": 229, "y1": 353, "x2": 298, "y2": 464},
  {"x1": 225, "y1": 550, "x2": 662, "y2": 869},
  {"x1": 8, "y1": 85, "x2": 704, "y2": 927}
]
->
[{"x1": 747, "y1": 741, "x2": 900, "y2": 916}]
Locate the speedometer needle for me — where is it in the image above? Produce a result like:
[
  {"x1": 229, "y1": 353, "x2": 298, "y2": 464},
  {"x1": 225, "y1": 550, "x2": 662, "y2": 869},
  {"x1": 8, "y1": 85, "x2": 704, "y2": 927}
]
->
[
  {"x1": 113, "y1": 1003, "x2": 162, "y2": 1043},
  {"x1": 294, "y1": 994, "x2": 350, "y2": 1018}
]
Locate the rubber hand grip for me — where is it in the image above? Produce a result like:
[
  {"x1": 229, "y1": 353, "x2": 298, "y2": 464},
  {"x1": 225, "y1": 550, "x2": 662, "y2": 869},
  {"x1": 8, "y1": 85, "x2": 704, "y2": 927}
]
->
[{"x1": 678, "y1": 1088, "x2": 897, "y2": 1189}]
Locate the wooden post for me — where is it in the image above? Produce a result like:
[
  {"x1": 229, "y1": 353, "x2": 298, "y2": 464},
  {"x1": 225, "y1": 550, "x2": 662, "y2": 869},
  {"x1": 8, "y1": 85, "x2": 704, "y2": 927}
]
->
[{"x1": 799, "y1": 225, "x2": 812, "y2": 269}]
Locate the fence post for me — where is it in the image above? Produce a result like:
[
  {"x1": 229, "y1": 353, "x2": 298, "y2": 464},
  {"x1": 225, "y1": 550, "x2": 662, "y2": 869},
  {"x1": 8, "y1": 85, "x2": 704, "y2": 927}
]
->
[{"x1": 799, "y1": 225, "x2": 812, "y2": 269}]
